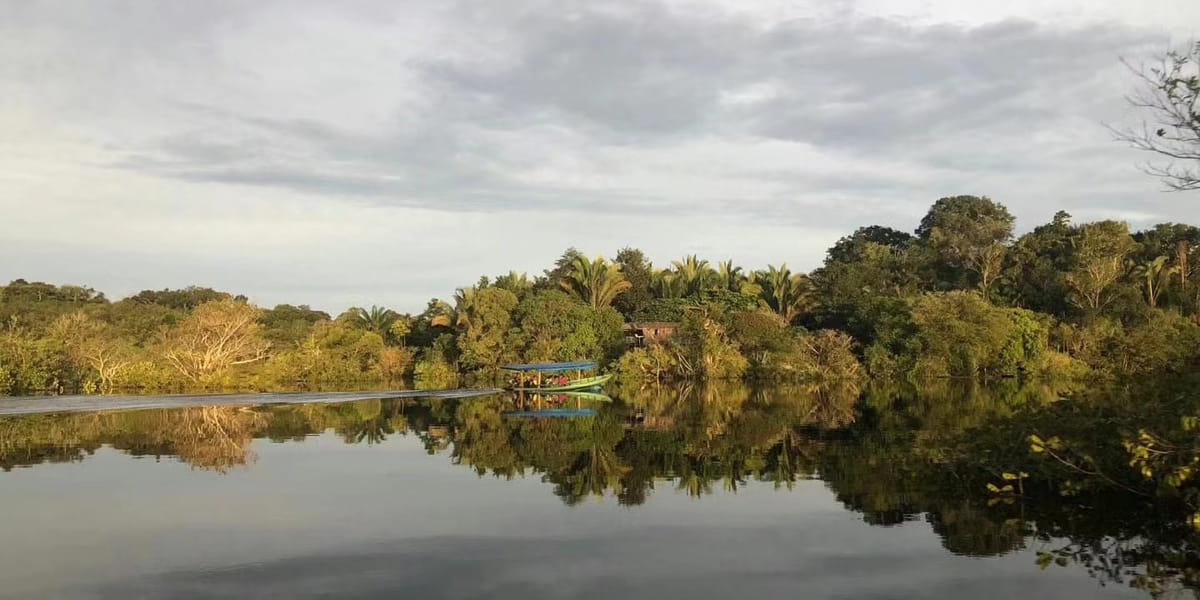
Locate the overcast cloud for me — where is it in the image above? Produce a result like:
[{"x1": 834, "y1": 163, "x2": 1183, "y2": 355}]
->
[{"x1": 1, "y1": 0, "x2": 1197, "y2": 313}]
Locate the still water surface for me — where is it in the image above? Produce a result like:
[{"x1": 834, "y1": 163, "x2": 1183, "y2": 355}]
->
[{"x1": 0, "y1": 384, "x2": 1184, "y2": 599}]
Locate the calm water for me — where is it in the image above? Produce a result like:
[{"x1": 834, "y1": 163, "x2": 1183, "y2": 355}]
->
[{"x1": 0, "y1": 383, "x2": 1191, "y2": 599}]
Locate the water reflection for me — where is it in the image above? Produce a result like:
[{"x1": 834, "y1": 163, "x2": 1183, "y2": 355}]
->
[{"x1": 3, "y1": 379, "x2": 1200, "y2": 597}]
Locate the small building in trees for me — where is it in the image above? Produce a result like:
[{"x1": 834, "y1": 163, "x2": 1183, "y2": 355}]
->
[{"x1": 623, "y1": 322, "x2": 679, "y2": 347}]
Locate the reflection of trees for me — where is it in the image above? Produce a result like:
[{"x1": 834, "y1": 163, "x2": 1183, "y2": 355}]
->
[
  {"x1": 0, "y1": 399, "x2": 408, "y2": 472},
  {"x1": 6, "y1": 379, "x2": 1200, "y2": 597}
]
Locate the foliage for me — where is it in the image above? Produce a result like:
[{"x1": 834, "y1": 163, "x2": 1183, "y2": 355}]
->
[
  {"x1": 455, "y1": 287, "x2": 519, "y2": 372},
  {"x1": 559, "y1": 255, "x2": 632, "y2": 309},
  {"x1": 8, "y1": 195, "x2": 1200, "y2": 392},
  {"x1": 1065, "y1": 221, "x2": 1137, "y2": 314},
  {"x1": 754, "y1": 264, "x2": 812, "y2": 323},
  {"x1": 612, "y1": 247, "x2": 655, "y2": 318},
  {"x1": 673, "y1": 310, "x2": 749, "y2": 380},
  {"x1": 49, "y1": 312, "x2": 135, "y2": 391},
  {"x1": 910, "y1": 291, "x2": 1049, "y2": 378},
  {"x1": 916, "y1": 195, "x2": 1015, "y2": 295},
  {"x1": 787, "y1": 330, "x2": 864, "y2": 383},
  {"x1": 508, "y1": 290, "x2": 625, "y2": 364},
  {"x1": 159, "y1": 299, "x2": 270, "y2": 383},
  {"x1": 259, "y1": 304, "x2": 331, "y2": 348},
  {"x1": 1114, "y1": 42, "x2": 1200, "y2": 190},
  {"x1": 614, "y1": 345, "x2": 678, "y2": 381}
]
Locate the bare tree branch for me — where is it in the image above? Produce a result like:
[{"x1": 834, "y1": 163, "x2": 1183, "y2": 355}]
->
[{"x1": 1111, "y1": 42, "x2": 1200, "y2": 191}]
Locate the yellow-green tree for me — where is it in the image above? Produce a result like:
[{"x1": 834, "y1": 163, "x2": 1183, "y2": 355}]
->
[
  {"x1": 1065, "y1": 221, "x2": 1137, "y2": 313},
  {"x1": 560, "y1": 255, "x2": 632, "y2": 309},
  {"x1": 1130, "y1": 256, "x2": 1177, "y2": 308},
  {"x1": 49, "y1": 311, "x2": 134, "y2": 391},
  {"x1": 160, "y1": 299, "x2": 270, "y2": 382},
  {"x1": 754, "y1": 264, "x2": 812, "y2": 323},
  {"x1": 456, "y1": 287, "x2": 518, "y2": 371}
]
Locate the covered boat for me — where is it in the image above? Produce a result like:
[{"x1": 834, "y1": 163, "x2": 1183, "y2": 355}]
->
[{"x1": 500, "y1": 361, "x2": 613, "y2": 392}]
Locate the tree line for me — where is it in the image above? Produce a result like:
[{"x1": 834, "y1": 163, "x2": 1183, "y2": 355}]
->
[{"x1": 1, "y1": 195, "x2": 1199, "y2": 394}]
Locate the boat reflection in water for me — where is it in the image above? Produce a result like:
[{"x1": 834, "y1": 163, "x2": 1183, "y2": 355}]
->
[{"x1": 501, "y1": 390, "x2": 614, "y2": 418}]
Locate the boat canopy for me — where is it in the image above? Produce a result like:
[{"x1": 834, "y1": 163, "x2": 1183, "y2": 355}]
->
[{"x1": 500, "y1": 361, "x2": 597, "y2": 372}]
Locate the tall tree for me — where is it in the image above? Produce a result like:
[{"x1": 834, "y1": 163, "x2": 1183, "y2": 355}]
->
[
  {"x1": 493, "y1": 271, "x2": 533, "y2": 299},
  {"x1": 826, "y1": 226, "x2": 914, "y2": 263},
  {"x1": 560, "y1": 255, "x2": 632, "y2": 309},
  {"x1": 917, "y1": 196, "x2": 1015, "y2": 296},
  {"x1": 651, "y1": 268, "x2": 685, "y2": 299},
  {"x1": 1113, "y1": 42, "x2": 1200, "y2": 191},
  {"x1": 754, "y1": 264, "x2": 812, "y2": 323},
  {"x1": 348, "y1": 305, "x2": 399, "y2": 336},
  {"x1": 612, "y1": 247, "x2": 654, "y2": 318},
  {"x1": 259, "y1": 304, "x2": 330, "y2": 348},
  {"x1": 716, "y1": 260, "x2": 747, "y2": 292},
  {"x1": 1065, "y1": 221, "x2": 1137, "y2": 314},
  {"x1": 1002, "y1": 211, "x2": 1075, "y2": 314},
  {"x1": 539, "y1": 248, "x2": 585, "y2": 290},
  {"x1": 1131, "y1": 256, "x2": 1177, "y2": 309},
  {"x1": 50, "y1": 312, "x2": 134, "y2": 391},
  {"x1": 160, "y1": 299, "x2": 270, "y2": 382},
  {"x1": 456, "y1": 287, "x2": 518, "y2": 371},
  {"x1": 671, "y1": 255, "x2": 718, "y2": 296}
]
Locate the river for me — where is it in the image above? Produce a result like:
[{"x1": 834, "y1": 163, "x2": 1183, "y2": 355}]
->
[{"x1": 1, "y1": 380, "x2": 1195, "y2": 599}]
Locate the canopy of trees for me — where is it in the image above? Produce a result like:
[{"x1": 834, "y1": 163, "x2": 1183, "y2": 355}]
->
[{"x1": 2, "y1": 196, "x2": 1199, "y2": 394}]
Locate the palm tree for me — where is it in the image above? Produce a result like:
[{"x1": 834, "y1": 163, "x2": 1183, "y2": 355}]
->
[
  {"x1": 1131, "y1": 256, "x2": 1177, "y2": 308},
  {"x1": 493, "y1": 271, "x2": 532, "y2": 296},
  {"x1": 431, "y1": 287, "x2": 476, "y2": 329},
  {"x1": 717, "y1": 259, "x2": 745, "y2": 292},
  {"x1": 351, "y1": 305, "x2": 399, "y2": 334},
  {"x1": 671, "y1": 254, "x2": 718, "y2": 296},
  {"x1": 754, "y1": 264, "x2": 813, "y2": 323},
  {"x1": 651, "y1": 268, "x2": 685, "y2": 299},
  {"x1": 560, "y1": 255, "x2": 632, "y2": 308}
]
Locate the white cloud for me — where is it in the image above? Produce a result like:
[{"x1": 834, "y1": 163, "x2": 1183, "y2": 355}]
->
[{"x1": 1, "y1": 0, "x2": 1197, "y2": 312}]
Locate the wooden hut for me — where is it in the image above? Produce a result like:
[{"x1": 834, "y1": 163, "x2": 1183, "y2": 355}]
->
[{"x1": 623, "y1": 322, "x2": 679, "y2": 347}]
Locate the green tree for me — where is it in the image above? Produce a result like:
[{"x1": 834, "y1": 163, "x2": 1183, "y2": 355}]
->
[
  {"x1": 539, "y1": 247, "x2": 585, "y2": 290},
  {"x1": 916, "y1": 195, "x2": 1015, "y2": 296},
  {"x1": 510, "y1": 290, "x2": 624, "y2": 364},
  {"x1": 347, "y1": 305, "x2": 400, "y2": 336},
  {"x1": 1065, "y1": 221, "x2": 1137, "y2": 315},
  {"x1": 754, "y1": 264, "x2": 812, "y2": 323},
  {"x1": 493, "y1": 271, "x2": 534, "y2": 299},
  {"x1": 1001, "y1": 211, "x2": 1074, "y2": 316},
  {"x1": 612, "y1": 247, "x2": 654, "y2": 318},
  {"x1": 1130, "y1": 256, "x2": 1177, "y2": 308},
  {"x1": 671, "y1": 255, "x2": 718, "y2": 296},
  {"x1": 909, "y1": 291, "x2": 1049, "y2": 378},
  {"x1": 129, "y1": 286, "x2": 232, "y2": 311},
  {"x1": 456, "y1": 287, "x2": 518, "y2": 371},
  {"x1": 559, "y1": 255, "x2": 632, "y2": 309},
  {"x1": 259, "y1": 304, "x2": 330, "y2": 348},
  {"x1": 673, "y1": 309, "x2": 748, "y2": 380},
  {"x1": 49, "y1": 312, "x2": 135, "y2": 391},
  {"x1": 826, "y1": 226, "x2": 914, "y2": 263},
  {"x1": 716, "y1": 260, "x2": 747, "y2": 292}
]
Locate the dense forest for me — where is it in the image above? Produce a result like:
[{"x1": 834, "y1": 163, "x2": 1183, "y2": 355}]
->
[{"x1": 1, "y1": 195, "x2": 1198, "y2": 395}]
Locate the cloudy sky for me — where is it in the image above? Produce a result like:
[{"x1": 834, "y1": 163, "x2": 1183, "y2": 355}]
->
[{"x1": 2, "y1": 1, "x2": 1197, "y2": 313}]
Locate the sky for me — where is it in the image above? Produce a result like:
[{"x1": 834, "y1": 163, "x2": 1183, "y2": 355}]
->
[{"x1": 2, "y1": 0, "x2": 1198, "y2": 314}]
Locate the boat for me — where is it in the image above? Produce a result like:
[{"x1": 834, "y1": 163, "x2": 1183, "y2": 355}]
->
[{"x1": 500, "y1": 361, "x2": 613, "y2": 392}]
